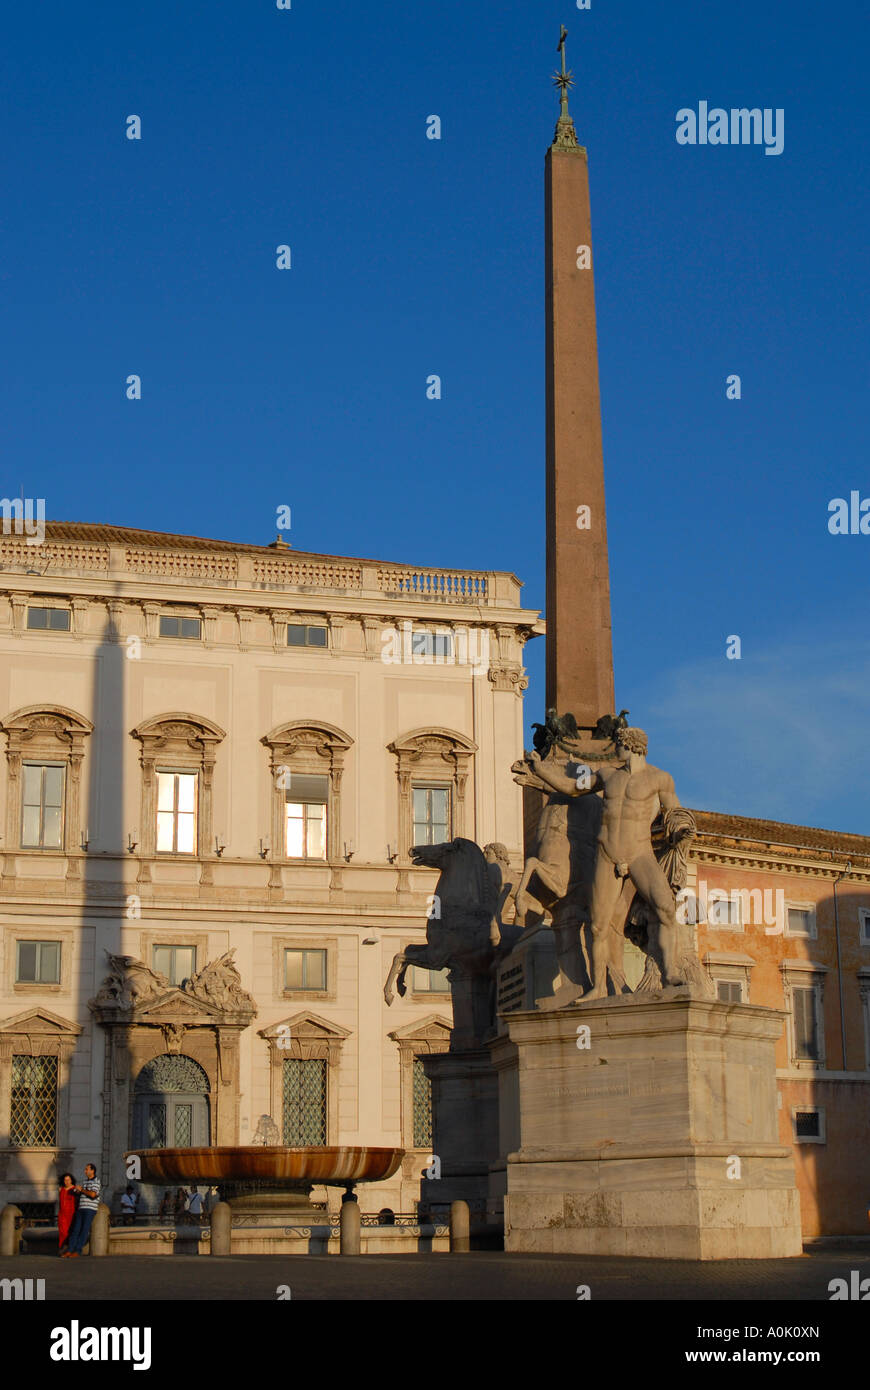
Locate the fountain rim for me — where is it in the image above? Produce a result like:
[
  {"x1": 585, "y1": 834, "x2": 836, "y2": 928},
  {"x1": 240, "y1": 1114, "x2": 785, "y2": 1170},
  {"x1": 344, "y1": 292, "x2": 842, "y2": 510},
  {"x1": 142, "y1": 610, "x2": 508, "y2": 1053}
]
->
[{"x1": 128, "y1": 1145, "x2": 406, "y2": 1186}]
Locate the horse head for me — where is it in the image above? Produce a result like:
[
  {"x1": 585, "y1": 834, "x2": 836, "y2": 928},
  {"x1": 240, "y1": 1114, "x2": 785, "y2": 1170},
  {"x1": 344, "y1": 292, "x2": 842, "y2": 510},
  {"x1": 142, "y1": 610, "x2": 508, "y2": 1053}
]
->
[{"x1": 410, "y1": 838, "x2": 494, "y2": 917}]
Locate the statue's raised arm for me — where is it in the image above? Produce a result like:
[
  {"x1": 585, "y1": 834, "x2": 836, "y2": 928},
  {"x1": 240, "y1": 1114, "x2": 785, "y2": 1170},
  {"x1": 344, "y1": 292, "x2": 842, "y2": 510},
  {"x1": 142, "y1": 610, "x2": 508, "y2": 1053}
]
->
[{"x1": 516, "y1": 749, "x2": 601, "y2": 798}]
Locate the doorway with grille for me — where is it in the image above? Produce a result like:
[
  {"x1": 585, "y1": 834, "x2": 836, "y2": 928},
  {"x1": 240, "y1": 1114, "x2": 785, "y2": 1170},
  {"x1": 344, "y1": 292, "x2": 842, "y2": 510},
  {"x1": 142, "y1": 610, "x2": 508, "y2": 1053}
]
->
[{"x1": 133, "y1": 1054, "x2": 210, "y2": 1148}]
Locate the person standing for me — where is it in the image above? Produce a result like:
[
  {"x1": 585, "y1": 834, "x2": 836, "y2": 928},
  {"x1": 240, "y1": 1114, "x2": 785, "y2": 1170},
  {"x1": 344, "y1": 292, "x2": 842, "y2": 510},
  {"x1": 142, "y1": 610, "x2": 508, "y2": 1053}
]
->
[
  {"x1": 186, "y1": 1188, "x2": 203, "y2": 1224},
  {"x1": 57, "y1": 1173, "x2": 77, "y2": 1254},
  {"x1": 63, "y1": 1164, "x2": 101, "y2": 1257},
  {"x1": 120, "y1": 1185, "x2": 138, "y2": 1226}
]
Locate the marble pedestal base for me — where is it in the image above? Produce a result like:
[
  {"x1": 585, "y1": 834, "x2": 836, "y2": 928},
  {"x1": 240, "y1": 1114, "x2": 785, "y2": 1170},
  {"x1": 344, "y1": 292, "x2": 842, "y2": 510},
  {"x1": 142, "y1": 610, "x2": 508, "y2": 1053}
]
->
[
  {"x1": 419, "y1": 1049, "x2": 500, "y2": 1219},
  {"x1": 490, "y1": 994, "x2": 802, "y2": 1259}
]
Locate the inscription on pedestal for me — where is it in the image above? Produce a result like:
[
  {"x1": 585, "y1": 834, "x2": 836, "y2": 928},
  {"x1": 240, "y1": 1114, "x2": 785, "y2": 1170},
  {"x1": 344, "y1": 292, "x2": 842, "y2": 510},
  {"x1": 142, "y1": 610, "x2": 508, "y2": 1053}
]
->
[{"x1": 498, "y1": 962, "x2": 525, "y2": 1013}]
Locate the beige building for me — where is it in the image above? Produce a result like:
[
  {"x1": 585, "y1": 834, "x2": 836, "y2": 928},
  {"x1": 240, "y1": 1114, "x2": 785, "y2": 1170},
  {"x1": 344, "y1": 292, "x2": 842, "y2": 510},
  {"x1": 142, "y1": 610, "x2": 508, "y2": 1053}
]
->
[
  {"x1": 3, "y1": 521, "x2": 867, "y2": 1239},
  {"x1": 0, "y1": 521, "x2": 541, "y2": 1217}
]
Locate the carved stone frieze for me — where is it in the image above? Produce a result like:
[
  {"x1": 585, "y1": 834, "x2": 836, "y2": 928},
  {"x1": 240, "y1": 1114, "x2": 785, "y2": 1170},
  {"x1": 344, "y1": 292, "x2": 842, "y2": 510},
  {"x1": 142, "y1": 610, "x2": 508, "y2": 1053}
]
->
[{"x1": 89, "y1": 949, "x2": 256, "y2": 1026}]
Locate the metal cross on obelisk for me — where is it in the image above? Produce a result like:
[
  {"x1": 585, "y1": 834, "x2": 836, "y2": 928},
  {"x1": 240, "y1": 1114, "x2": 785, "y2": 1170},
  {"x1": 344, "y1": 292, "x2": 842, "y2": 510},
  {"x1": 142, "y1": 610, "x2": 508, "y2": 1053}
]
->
[{"x1": 553, "y1": 25, "x2": 576, "y2": 128}]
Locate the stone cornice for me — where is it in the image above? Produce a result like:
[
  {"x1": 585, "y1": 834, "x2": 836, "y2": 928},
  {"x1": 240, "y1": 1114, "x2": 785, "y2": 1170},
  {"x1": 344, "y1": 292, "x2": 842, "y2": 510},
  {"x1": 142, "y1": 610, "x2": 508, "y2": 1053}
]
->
[
  {"x1": 690, "y1": 842, "x2": 870, "y2": 881},
  {"x1": 0, "y1": 585, "x2": 540, "y2": 633}
]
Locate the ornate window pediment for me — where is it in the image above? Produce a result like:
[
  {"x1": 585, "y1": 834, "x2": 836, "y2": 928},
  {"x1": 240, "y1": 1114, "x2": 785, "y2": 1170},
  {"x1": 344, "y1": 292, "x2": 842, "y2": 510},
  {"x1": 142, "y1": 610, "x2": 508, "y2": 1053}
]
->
[
  {"x1": 261, "y1": 721, "x2": 353, "y2": 863},
  {"x1": 0, "y1": 705, "x2": 93, "y2": 750},
  {"x1": 132, "y1": 717, "x2": 225, "y2": 750},
  {"x1": 259, "y1": 1011, "x2": 350, "y2": 1143},
  {"x1": 0, "y1": 1005, "x2": 82, "y2": 1044},
  {"x1": 0, "y1": 1008, "x2": 82, "y2": 1154},
  {"x1": 388, "y1": 729, "x2": 477, "y2": 863},
  {"x1": 0, "y1": 706, "x2": 93, "y2": 855},
  {"x1": 260, "y1": 1010, "x2": 350, "y2": 1062},
  {"x1": 388, "y1": 1016, "x2": 451, "y2": 1155},
  {"x1": 88, "y1": 949, "x2": 255, "y2": 1025},
  {"x1": 132, "y1": 713, "x2": 226, "y2": 863},
  {"x1": 389, "y1": 728, "x2": 476, "y2": 767},
  {"x1": 388, "y1": 1015, "x2": 452, "y2": 1051}
]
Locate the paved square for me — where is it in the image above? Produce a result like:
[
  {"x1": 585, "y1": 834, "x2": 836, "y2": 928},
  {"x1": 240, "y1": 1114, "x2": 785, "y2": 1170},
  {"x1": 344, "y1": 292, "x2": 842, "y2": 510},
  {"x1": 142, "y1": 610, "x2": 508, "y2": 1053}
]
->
[{"x1": 2, "y1": 1246, "x2": 868, "y2": 1301}]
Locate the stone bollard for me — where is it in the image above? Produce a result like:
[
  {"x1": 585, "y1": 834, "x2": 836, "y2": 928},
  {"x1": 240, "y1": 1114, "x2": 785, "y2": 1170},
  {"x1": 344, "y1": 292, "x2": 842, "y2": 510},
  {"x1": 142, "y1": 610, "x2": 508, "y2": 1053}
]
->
[
  {"x1": 449, "y1": 1200, "x2": 470, "y2": 1253},
  {"x1": 210, "y1": 1201, "x2": 232, "y2": 1255},
  {"x1": 0, "y1": 1205, "x2": 22, "y2": 1257},
  {"x1": 88, "y1": 1204, "x2": 111, "y2": 1256},
  {"x1": 339, "y1": 1191, "x2": 361, "y2": 1255}
]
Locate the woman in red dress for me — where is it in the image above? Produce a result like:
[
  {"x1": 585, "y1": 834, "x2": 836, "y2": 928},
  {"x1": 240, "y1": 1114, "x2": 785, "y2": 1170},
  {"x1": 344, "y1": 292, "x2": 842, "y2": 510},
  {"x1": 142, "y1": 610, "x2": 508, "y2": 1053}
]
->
[{"x1": 58, "y1": 1173, "x2": 77, "y2": 1253}]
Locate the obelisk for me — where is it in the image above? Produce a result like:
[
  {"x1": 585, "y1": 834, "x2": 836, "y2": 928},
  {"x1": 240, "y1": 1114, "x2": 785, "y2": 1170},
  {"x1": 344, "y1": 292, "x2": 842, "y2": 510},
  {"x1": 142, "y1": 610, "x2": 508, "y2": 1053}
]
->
[{"x1": 545, "y1": 27, "x2": 614, "y2": 731}]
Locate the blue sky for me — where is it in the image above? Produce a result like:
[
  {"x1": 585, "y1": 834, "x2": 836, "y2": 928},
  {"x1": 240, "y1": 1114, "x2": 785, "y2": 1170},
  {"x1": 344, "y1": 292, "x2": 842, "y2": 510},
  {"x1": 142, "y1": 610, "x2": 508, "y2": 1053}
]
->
[{"x1": 2, "y1": 0, "x2": 867, "y2": 831}]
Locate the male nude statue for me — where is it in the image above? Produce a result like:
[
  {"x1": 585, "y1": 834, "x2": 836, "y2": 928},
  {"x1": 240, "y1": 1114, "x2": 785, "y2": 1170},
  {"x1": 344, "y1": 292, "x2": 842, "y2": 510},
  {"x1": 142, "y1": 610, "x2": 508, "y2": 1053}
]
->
[{"x1": 522, "y1": 726, "x2": 685, "y2": 999}]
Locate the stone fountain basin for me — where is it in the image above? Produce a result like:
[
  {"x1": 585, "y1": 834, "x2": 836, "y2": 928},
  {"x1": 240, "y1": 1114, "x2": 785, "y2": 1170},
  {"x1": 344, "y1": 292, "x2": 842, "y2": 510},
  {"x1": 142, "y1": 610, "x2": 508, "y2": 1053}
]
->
[{"x1": 132, "y1": 1146, "x2": 405, "y2": 1186}]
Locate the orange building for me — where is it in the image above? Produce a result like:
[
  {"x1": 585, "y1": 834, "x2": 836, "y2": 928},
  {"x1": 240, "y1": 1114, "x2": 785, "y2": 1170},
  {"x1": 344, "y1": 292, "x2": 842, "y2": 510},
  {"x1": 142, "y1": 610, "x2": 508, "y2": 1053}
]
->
[{"x1": 687, "y1": 810, "x2": 870, "y2": 1236}]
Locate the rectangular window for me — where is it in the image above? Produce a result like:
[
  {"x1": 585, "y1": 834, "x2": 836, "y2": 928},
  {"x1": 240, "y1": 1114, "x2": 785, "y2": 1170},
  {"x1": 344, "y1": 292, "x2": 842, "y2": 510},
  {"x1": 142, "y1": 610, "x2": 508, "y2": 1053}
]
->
[
  {"x1": 21, "y1": 763, "x2": 65, "y2": 849},
  {"x1": 860, "y1": 910, "x2": 870, "y2": 946},
  {"x1": 284, "y1": 774, "x2": 328, "y2": 858},
  {"x1": 282, "y1": 1058, "x2": 327, "y2": 1145},
  {"x1": 411, "y1": 631, "x2": 453, "y2": 660},
  {"x1": 413, "y1": 1056, "x2": 433, "y2": 1149},
  {"x1": 792, "y1": 1108, "x2": 825, "y2": 1143},
  {"x1": 16, "y1": 940, "x2": 61, "y2": 984},
  {"x1": 792, "y1": 986, "x2": 821, "y2": 1061},
  {"x1": 412, "y1": 785, "x2": 451, "y2": 845},
  {"x1": 284, "y1": 948, "x2": 327, "y2": 991},
  {"x1": 159, "y1": 615, "x2": 202, "y2": 640},
  {"x1": 412, "y1": 965, "x2": 451, "y2": 993},
  {"x1": 715, "y1": 979, "x2": 743, "y2": 1003},
  {"x1": 10, "y1": 1055, "x2": 58, "y2": 1146},
  {"x1": 786, "y1": 907, "x2": 815, "y2": 937},
  {"x1": 153, "y1": 945, "x2": 196, "y2": 986},
  {"x1": 148, "y1": 1104, "x2": 166, "y2": 1148},
  {"x1": 287, "y1": 625, "x2": 328, "y2": 648},
  {"x1": 26, "y1": 607, "x2": 70, "y2": 631},
  {"x1": 706, "y1": 893, "x2": 742, "y2": 929},
  {"x1": 156, "y1": 771, "x2": 198, "y2": 854}
]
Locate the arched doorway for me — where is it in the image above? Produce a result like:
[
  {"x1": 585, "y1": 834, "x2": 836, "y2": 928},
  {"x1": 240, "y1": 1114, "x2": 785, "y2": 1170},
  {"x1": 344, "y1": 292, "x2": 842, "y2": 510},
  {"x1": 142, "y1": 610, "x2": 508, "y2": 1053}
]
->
[{"x1": 133, "y1": 1054, "x2": 210, "y2": 1148}]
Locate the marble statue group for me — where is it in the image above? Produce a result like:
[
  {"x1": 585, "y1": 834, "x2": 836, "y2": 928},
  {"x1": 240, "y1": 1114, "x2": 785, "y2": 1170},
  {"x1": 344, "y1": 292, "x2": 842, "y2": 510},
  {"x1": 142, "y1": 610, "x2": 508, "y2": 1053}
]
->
[{"x1": 384, "y1": 714, "x2": 712, "y2": 1043}]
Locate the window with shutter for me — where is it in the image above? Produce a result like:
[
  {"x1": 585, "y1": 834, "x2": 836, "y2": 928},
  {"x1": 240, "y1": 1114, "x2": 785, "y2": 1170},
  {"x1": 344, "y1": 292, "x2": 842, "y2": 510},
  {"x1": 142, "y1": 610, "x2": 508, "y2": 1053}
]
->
[{"x1": 793, "y1": 987, "x2": 819, "y2": 1061}]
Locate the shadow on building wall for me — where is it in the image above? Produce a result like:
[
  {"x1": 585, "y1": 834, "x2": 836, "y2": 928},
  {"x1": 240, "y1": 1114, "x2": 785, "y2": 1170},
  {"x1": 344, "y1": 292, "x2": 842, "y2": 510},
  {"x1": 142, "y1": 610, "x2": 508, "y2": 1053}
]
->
[
  {"x1": 81, "y1": 597, "x2": 127, "y2": 1214},
  {"x1": 773, "y1": 885, "x2": 870, "y2": 1239}
]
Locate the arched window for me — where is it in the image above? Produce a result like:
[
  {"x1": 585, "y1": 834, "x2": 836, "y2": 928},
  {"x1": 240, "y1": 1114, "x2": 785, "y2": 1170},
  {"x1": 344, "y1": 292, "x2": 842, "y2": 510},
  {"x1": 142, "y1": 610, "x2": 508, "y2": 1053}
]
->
[{"x1": 133, "y1": 1053, "x2": 210, "y2": 1149}]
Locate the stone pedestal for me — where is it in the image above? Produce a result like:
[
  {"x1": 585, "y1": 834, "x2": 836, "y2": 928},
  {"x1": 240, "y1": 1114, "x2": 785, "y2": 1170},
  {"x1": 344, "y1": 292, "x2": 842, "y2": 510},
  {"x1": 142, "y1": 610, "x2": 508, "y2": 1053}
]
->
[
  {"x1": 420, "y1": 1050, "x2": 501, "y2": 1218},
  {"x1": 490, "y1": 993, "x2": 803, "y2": 1259},
  {"x1": 496, "y1": 925, "x2": 561, "y2": 1022}
]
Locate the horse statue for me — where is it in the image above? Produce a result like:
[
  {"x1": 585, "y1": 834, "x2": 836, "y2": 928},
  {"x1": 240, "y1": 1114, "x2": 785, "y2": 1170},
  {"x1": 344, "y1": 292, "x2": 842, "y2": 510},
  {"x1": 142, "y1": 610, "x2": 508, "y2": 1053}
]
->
[{"x1": 384, "y1": 838, "x2": 521, "y2": 1048}]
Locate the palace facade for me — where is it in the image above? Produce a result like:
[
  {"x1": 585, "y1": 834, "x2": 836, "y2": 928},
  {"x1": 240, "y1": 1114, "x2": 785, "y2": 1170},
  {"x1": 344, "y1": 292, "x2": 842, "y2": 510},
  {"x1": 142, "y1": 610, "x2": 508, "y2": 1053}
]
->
[
  {"x1": 0, "y1": 521, "x2": 868, "y2": 1236},
  {"x1": 0, "y1": 521, "x2": 538, "y2": 1217}
]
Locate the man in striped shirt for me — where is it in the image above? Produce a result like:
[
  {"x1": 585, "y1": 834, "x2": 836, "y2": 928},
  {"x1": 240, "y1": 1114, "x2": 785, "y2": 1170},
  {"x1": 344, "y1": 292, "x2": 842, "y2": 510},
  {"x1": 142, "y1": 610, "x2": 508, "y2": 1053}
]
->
[{"x1": 63, "y1": 1164, "x2": 101, "y2": 1257}]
